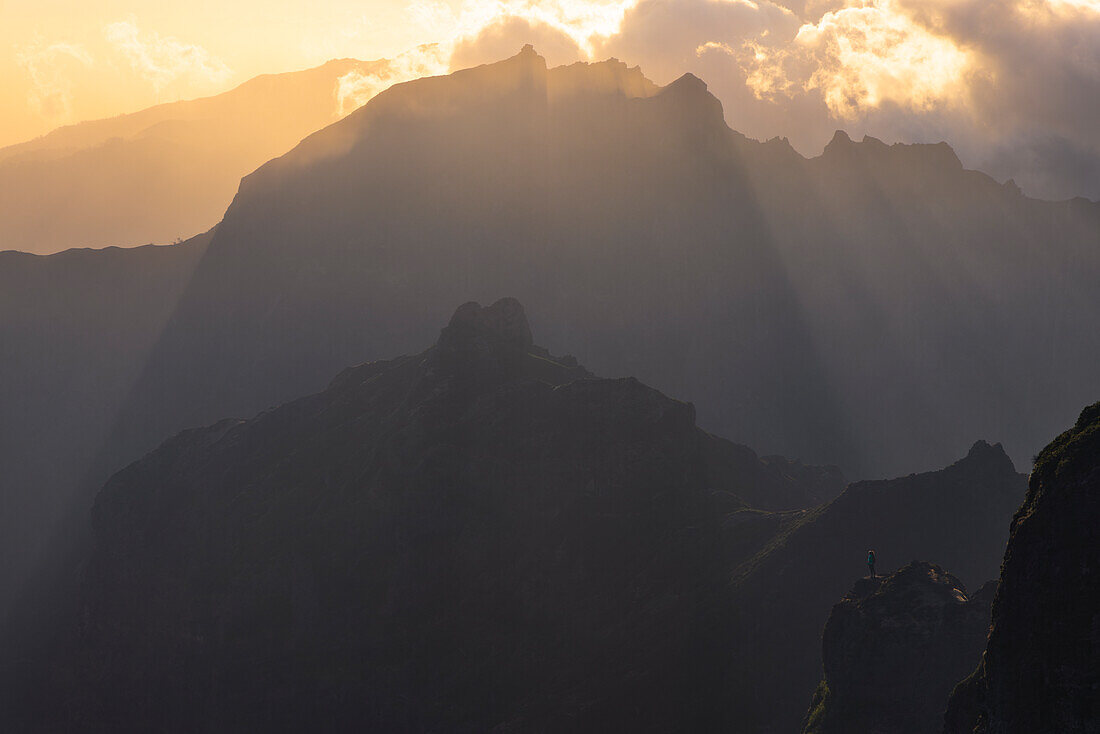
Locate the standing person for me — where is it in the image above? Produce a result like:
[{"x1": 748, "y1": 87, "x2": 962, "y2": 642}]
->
[{"x1": 867, "y1": 550, "x2": 877, "y2": 579}]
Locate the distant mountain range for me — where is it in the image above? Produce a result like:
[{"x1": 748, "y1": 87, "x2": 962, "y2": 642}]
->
[
  {"x1": 1, "y1": 49, "x2": 1098, "y2": 708},
  {"x1": 102, "y1": 46, "x2": 1100, "y2": 482},
  {"x1": 0, "y1": 58, "x2": 390, "y2": 255}
]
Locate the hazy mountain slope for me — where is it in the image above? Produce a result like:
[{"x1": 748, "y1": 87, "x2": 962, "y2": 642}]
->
[
  {"x1": 746, "y1": 131, "x2": 1100, "y2": 476},
  {"x1": 945, "y1": 402, "x2": 1100, "y2": 734},
  {"x1": 727, "y1": 441, "x2": 1024, "y2": 732},
  {"x1": 0, "y1": 59, "x2": 386, "y2": 254},
  {"x1": 0, "y1": 233, "x2": 210, "y2": 635},
  {"x1": 62, "y1": 299, "x2": 837, "y2": 732},
  {"x1": 803, "y1": 563, "x2": 995, "y2": 734},
  {"x1": 96, "y1": 47, "x2": 1100, "y2": 490}
]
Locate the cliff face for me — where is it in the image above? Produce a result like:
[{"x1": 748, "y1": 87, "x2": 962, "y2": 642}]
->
[
  {"x1": 945, "y1": 403, "x2": 1100, "y2": 734},
  {"x1": 803, "y1": 562, "x2": 995, "y2": 734},
  {"x1": 70, "y1": 299, "x2": 837, "y2": 733}
]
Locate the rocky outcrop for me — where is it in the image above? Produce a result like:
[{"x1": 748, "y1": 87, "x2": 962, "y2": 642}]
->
[
  {"x1": 728, "y1": 441, "x2": 1025, "y2": 732},
  {"x1": 944, "y1": 402, "x2": 1100, "y2": 734},
  {"x1": 71, "y1": 299, "x2": 839, "y2": 733},
  {"x1": 803, "y1": 562, "x2": 995, "y2": 734}
]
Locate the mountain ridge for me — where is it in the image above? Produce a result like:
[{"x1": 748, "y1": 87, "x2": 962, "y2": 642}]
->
[{"x1": 54, "y1": 298, "x2": 840, "y2": 731}]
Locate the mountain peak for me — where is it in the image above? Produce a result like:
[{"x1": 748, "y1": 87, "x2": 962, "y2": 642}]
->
[
  {"x1": 505, "y1": 43, "x2": 546, "y2": 71},
  {"x1": 966, "y1": 439, "x2": 1006, "y2": 460},
  {"x1": 439, "y1": 298, "x2": 533, "y2": 350},
  {"x1": 665, "y1": 72, "x2": 707, "y2": 93}
]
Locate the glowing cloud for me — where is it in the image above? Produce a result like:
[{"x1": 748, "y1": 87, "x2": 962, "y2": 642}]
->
[
  {"x1": 104, "y1": 19, "x2": 232, "y2": 94},
  {"x1": 744, "y1": 0, "x2": 973, "y2": 118},
  {"x1": 406, "y1": 0, "x2": 639, "y2": 65},
  {"x1": 15, "y1": 39, "x2": 93, "y2": 123}
]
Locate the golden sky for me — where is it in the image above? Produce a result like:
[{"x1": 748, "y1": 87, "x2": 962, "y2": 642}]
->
[
  {"x1": 1, "y1": 0, "x2": 445, "y2": 144},
  {"x1": 0, "y1": 0, "x2": 631, "y2": 146},
  {"x1": 4, "y1": 0, "x2": 1100, "y2": 199}
]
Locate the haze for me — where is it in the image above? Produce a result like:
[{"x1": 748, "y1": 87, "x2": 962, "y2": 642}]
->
[
  {"x1": 2, "y1": 3, "x2": 1099, "y2": 729},
  {"x1": 5, "y1": 0, "x2": 1100, "y2": 202}
]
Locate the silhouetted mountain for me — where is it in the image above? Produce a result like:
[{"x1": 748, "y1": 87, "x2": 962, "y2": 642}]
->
[
  {"x1": 945, "y1": 402, "x2": 1100, "y2": 734},
  {"x1": 98, "y1": 46, "x2": 1100, "y2": 496},
  {"x1": 2, "y1": 48, "x2": 1096, "y2": 730},
  {"x1": 727, "y1": 441, "x2": 1024, "y2": 732},
  {"x1": 55, "y1": 299, "x2": 837, "y2": 732},
  {"x1": 0, "y1": 59, "x2": 387, "y2": 254},
  {"x1": 802, "y1": 562, "x2": 995, "y2": 734}
]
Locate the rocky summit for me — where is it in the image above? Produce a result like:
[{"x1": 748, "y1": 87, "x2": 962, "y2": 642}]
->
[
  {"x1": 803, "y1": 561, "x2": 995, "y2": 734},
  {"x1": 945, "y1": 402, "x2": 1100, "y2": 734},
  {"x1": 65, "y1": 299, "x2": 840, "y2": 733}
]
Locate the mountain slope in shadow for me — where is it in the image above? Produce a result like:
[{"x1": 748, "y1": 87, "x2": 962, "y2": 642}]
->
[{"x1": 0, "y1": 231, "x2": 211, "y2": 633}]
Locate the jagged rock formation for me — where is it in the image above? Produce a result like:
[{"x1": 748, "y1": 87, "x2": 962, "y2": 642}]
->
[
  {"x1": 66, "y1": 299, "x2": 839, "y2": 732},
  {"x1": 802, "y1": 562, "x2": 995, "y2": 734},
  {"x1": 728, "y1": 441, "x2": 1024, "y2": 732},
  {"x1": 945, "y1": 403, "x2": 1100, "y2": 734}
]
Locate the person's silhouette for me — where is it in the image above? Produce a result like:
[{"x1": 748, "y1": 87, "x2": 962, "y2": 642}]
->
[{"x1": 867, "y1": 550, "x2": 877, "y2": 579}]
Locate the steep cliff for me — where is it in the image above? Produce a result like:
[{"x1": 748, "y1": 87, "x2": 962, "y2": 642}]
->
[
  {"x1": 945, "y1": 402, "x2": 1100, "y2": 733},
  {"x1": 803, "y1": 562, "x2": 994, "y2": 734}
]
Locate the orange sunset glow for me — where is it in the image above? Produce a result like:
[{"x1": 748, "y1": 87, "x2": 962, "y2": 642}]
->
[{"x1": 2, "y1": 2, "x2": 1099, "y2": 732}]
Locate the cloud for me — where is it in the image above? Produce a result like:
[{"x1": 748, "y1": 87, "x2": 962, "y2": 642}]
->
[
  {"x1": 335, "y1": 45, "x2": 450, "y2": 115},
  {"x1": 586, "y1": 0, "x2": 1100, "y2": 198},
  {"x1": 104, "y1": 19, "x2": 232, "y2": 94},
  {"x1": 743, "y1": 1, "x2": 974, "y2": 118},
  {"x1": 450, "y1": 16, "x2": 585, "y2": 69},
  {"x1": 15, "y1": 39, "x2": 93, "y2": 123},
  {"x1": 403, "y1": 0, "x2": 638, "y2": 64},
  {"x1": 597, "y1": 0, "x2": 798, "y2": 84}
]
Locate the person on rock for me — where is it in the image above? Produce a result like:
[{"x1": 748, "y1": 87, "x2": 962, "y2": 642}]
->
[{"x1": 867, "y1": 550, "x2": 877, "y2": 579}]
